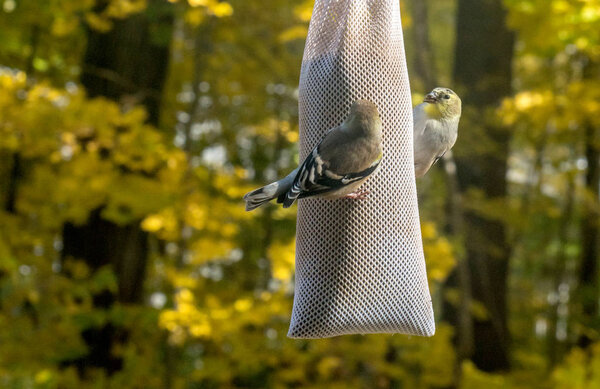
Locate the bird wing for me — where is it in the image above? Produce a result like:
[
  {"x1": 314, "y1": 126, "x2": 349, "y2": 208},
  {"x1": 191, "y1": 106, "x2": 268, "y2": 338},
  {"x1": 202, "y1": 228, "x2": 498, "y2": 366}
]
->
[
  {"x1": 431, "y1": 149, "x2": 449, "y2": 168},
  {"x1": 413, "y1": 104, "x2": 428, "y2": 137},
  {"x1": 414, "y1": 114, "x2": 459, "y2": 177},
  {"x1": 281, "y1": 127, "x2": 382, "y2": 206}
]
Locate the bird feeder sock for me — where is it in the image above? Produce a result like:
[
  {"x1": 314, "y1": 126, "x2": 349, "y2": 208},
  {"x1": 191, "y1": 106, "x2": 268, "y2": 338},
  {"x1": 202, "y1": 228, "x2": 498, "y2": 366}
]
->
[{"x1": 288, "y1": 0, "x2": 435, "y2": 339}]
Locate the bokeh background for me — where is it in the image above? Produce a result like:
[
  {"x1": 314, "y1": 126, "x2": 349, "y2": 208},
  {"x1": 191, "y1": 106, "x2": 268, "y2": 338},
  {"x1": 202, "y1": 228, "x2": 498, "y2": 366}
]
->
[{"x1": 1, "y1": 0, "x2": 599, "y2": 387}]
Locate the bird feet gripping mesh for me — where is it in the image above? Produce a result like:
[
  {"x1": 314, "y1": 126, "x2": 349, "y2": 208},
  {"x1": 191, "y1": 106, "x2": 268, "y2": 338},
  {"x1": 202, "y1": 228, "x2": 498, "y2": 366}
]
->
[{"x1": 344, "y1": 189, "x2": 369, "y2": 200}]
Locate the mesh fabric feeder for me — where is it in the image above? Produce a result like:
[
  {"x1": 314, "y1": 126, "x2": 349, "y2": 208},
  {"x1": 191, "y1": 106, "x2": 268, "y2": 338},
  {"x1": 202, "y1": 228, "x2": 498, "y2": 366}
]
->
[{"x1": 288, "y1": 0, "x2": 435, "y2": 339}]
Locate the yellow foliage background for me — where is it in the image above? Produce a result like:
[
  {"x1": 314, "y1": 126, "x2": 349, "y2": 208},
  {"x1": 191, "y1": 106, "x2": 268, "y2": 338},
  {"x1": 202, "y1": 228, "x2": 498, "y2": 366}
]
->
[{"x1": 0, "y1": 0, "x2": 599, "y2": 388}]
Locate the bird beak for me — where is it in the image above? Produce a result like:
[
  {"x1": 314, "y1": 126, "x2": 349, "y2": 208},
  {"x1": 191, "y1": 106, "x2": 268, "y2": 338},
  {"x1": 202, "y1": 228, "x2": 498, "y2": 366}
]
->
[{"x1": 424, "y1": 92, "x2": 438, "y2": 103}]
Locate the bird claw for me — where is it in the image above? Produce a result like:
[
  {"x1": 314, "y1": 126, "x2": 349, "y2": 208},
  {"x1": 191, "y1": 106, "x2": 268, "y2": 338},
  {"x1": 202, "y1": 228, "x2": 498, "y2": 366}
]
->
[{"x1": 344, "y1": 190, "x2": 369, "y2": 200}]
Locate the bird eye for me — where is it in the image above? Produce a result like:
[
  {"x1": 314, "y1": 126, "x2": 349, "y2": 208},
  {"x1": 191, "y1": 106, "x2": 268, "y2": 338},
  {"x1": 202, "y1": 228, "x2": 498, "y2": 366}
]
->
[{"x1": 443, "y1": 94, "x2": 450, "y2": 100}]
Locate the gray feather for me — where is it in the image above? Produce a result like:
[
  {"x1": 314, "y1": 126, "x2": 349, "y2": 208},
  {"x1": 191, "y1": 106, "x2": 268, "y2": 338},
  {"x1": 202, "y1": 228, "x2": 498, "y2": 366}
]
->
[
  {"x1": 413, "y1": 103, "x2": 459, "y2": 178},
  {"x1": 243, "y1": 168, "x2": 298, "y2": 211}
]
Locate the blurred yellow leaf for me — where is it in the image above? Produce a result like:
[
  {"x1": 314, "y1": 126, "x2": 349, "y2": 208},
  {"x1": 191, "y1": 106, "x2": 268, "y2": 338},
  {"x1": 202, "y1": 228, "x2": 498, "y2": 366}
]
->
[
  {"x1": 211, "y1": 2, "x2": 233, "y2": 17},
  {"x1": 34, "y1": 369, "x2": 53, "y2": 385},
  {"x1": 461, "y1": 361, "x2": 508, "y2": 389},
  {"x1": 85, "y1": 13, "x2": 113, "y2": 32},
  {"x1": 234, "y1": 298, "x2": 252, "y2": 312},
  {"x1": 268, "y1": 239, "x2": 295, "y2": 281},
  {"x1": 422, "y1": 222, "x2": 456, "y2": 284},
  {"x1": 279, "y1": 26, "x2": 308, "y2": 42},
  {"x1": 294, "y1": 0, "x2": 313, "y2": 22},
  {"x1": 141, "y1": 215, "x2": 163, "y2": 232},
  {"x1": 52, "y1": 17, "x2": 78, "y2": 37},
  {"x1": 317, "y1": 356, "x2": 342, "y2": 379}
]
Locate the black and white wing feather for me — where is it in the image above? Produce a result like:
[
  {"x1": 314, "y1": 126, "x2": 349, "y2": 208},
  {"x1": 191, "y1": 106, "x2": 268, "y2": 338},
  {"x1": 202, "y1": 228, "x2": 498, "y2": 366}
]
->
[{"x1": 280, "y1": 144, "x2": 382, "y2": 208}]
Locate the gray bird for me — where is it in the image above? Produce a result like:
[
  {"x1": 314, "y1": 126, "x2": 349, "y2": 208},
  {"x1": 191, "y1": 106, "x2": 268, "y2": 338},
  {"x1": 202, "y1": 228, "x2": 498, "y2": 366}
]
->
[
  {"x1": 244, "y1": 99, "x2": 383, "y2": 211},
  {"x1": 413, "y1": 87, "x2": 461, "y2": 178}
]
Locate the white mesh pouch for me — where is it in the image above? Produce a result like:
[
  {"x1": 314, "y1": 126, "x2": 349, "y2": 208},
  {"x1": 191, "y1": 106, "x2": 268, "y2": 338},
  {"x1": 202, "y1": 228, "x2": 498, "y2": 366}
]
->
[{"x1": 288, "y1": 0, "x2": 435, "y2": 339}]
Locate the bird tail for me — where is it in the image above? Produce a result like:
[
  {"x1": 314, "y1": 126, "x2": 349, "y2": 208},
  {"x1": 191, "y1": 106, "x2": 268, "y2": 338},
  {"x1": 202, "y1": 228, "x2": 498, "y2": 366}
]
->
[
  {"x1": 243, "y1": 168, "x2": 298, "y2": 211},
  {"x1": 244, "y1": 182, "x2": 282, "y2": 211}
]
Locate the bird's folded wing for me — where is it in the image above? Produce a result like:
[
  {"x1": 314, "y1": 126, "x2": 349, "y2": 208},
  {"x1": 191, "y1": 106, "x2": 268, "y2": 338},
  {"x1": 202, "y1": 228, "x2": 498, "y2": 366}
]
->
[{"x1": 294, "y1": 149, "x2": 382, "y2": 199}]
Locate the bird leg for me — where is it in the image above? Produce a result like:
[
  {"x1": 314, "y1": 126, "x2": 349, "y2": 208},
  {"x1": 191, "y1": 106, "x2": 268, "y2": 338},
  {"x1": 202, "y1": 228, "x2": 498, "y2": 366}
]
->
[{"x1": 344, "y1": 190, "x2": 369, "y2": 200}]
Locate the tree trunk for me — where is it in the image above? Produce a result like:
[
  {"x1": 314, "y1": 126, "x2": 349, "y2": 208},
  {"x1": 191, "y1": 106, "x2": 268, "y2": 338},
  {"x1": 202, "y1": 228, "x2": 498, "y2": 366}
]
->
[
  {"x1": 547, "y1": 173, "x2": 575, "y2": 367},
  {"x1": 410, "y1": 0, "x2": 435, "y2": 89},
  {"x1": 4, "y1": 26, "x2": 41, "y2": 214},
  {"x1": 449, "y1": 0, "x2": 514, "y2": 372},
  {"x1": 61, "y1": 1, "x2": 172, "y2": 374},
  {"x1": 81, "y1": 5, "x2": 170, "y2": 124},
  {"x1": 4, "y1": 152, "x2": 20, "y2": 213},
  {"x1": 578, "y1": 122, "x2": 600, "y2": 349},
  {"x1": 443, "y1": 152, "x2": 475, "y2": 372}
]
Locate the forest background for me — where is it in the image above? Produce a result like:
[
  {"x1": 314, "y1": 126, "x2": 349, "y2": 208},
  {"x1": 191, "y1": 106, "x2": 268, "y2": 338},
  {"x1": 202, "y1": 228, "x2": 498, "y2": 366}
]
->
[{"x1": 0, "y1": 0, "x2": 599, "y2": 388}]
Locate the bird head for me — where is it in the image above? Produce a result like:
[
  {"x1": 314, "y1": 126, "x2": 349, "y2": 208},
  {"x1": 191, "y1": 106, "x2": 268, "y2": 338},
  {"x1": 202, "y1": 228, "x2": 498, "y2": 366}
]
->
[
  {"x1": 423, "y1": 88, "x2": 461, "y2": 120},
  {"x1": 345, "y1": 99, "x2": 382, "y2": 135},
  {"x1": 350, "y1": 99, "x2": 380, "y2": 118}
]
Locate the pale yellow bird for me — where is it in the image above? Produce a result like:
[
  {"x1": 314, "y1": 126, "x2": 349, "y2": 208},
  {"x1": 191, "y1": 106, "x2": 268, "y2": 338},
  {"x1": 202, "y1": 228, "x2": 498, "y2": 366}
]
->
[{"x1": 413, "y1": 87, "x2": 461, "y2": 177}]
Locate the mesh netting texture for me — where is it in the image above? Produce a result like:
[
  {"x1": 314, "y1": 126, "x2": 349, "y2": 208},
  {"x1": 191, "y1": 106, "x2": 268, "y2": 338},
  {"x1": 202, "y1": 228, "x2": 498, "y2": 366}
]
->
[{"x1": 288, "y1": 0, "x2": 435, "y2": 339}]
